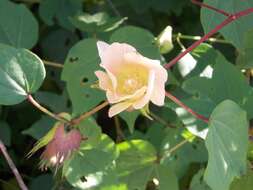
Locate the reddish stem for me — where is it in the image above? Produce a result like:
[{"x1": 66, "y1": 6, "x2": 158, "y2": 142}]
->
[
  {"x1": 191, "y1": 0, "x2": 230, "y2": 17},
  {"x1": 0, "y1": 140, "x2": 28, "y2": 190},
  {"x1": 163, "y1": 7, "x2": 253, "y2": 69},
  {"x1": 165, "y1": 91, "x2": 209, "y2": 123}
]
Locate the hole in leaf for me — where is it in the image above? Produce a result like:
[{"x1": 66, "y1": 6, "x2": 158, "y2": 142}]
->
[
  {"x1": 192, "y1": 144, "x2": 197, "y2": 149},
  {"x1": 80, "y1": 176, "x2": 87, "y2": 183},
  {"x1": 82, "y1": 77, "x2": 89, "y2": 84},
  {"x1": 85, "y1": 94, "x2": 90, "y2": 98},
  {"x1": 67, "y1": 99, "x2": 71, "y2": 108},
  {"x1": 69, "y1": 57, "x2": 79, "y2": 63}
]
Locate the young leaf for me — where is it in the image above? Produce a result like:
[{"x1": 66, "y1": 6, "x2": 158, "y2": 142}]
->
[
  {"x1": 204, "y1": 100, "x2": 248, "y2": 190},
  {"x1": 70, "y1": 12, "x2": 127, "y2": 33},
  {"x1": 0, "y1": 0, "x2": 38, "y2": 49},
  {"x1": 0, "y1": 44, "x2": 45, "y2": 105}
]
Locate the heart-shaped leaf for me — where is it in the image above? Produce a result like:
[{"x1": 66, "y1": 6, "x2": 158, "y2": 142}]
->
[{"x1": 0, "y1": 43, "x2": 46, "y2": 105}]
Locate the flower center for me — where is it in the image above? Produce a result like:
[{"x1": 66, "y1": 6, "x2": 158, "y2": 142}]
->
[{"x1": 116, "y1": 64, "x2": 148, "y2": 95}]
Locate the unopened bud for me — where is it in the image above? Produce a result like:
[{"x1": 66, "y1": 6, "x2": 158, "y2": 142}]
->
[{"x1": 156, "y1": 26, "x2": 174, "y2": 54}]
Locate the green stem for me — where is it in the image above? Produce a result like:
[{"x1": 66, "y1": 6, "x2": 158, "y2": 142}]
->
[
  {"x1": 114, "y1": 116, "x2": 125, "y2": 142},
  {"x1": 43, "y1": 60, "x2": 63, "y2": 69},
  {"x1": 162, "y1": 139, "x2": 188, "y2": 159},
  {"x1": 71, "y1": 101, "x2": 109, "y2": 125},
  {"x1": 150, "y1": 111, "x2": 175, "y2": 128},
  {"x1": 27, "y1": 94, "x2": 70, "y2": 124},
  {"x1": 173, "y1": 33, "x2": 230, "y2": 44}
]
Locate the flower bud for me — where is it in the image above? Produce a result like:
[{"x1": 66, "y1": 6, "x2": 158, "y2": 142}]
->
[
  {"x1": 156, "y1": 26, "x2": 174, "y2": 54},
  {"x1": 40, "y1": 125, "x2": 82, "y2": 169}
]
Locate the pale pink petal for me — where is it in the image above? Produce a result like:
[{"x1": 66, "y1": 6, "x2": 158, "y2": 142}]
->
[
  {"x1": 124, "y1": 52, "x2": 167, "y2": 84},
  {"x1": 107, "y1": 86, "x2": 147, "y2": 104},
  {"x1": 94, "y1": 71, "x2": 112, "y2": 91},
  {"x1": 100, "y1": 43, "x2": 136, "y2": 73},
  {"x1": 108, "y1": 101, "x2": 133, "y2": 117},
  {"x1": 150, "y1": 83, "x2": 165, "y2": 106},
  {"x1": 97, "y1": 41, "x2": 110, "y2": 59},
  {"x1": 132, "y1": 70, "x2": 155, "y2": 109},
  {"x1": 150, "y1": 63, "x2": 168, "y2": 106}
]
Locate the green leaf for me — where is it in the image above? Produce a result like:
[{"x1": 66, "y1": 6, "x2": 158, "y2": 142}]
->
[
  {"x1": 29, "y1": 174, "x2": 53, "y2": 190},
  {"x1": 70, "y1": 12, "x2": 127, "y2": 33},
  {"x1": 160, "y1": 128, "x2": 208, "y2": 178},
  {"x1": 40, "y1": 29, "x2": 79, "y2": 63},
  {"x1": 166, "y1": 94, "x2": 215, "y2": 139},
  {"x1": 0, "y1": 121, "x2": 11, "y2": 146},
  {"x1": 201, "y1": 0, "x2": 253, "y2": 49},
  {"x1": 204, "y1": 100, "x2": 248, "y2": 190},
  {"x1": 230, "y1": 170, "x2": 253, "y2": 190},
  {"x1": 110, "y1": 26, "x2": 161, "y2": 60},
  {"x1": 236, "y1": 29, "x2": 253, "y2": 69},
  {"x1": 63, "y1": 149, "x2": 114, "y2": 189},
  {"x1": 190, "y1": 169, "x2": 211, "y2": 190},
  {"x1": 39, "y1": 0, "x2": 82, "y2": 30},
  {"x1": 22, "y1": 116, "x2": 54, "y2": 140},
  {"x1": 116, "y1": 140, "x2": 157, "y2": 177},
  {"x1": 151, "y1": 164, "x2": 179, "y2": 190},
  {"x1": 78, "y1": 117, "x2": 102, "y2": 148},
  {"x1": 61, "y1": 39, "x2": 104, "y2": 116},
  {"x1": 0, "y1": 0, "x2": 38, "y2": 49},
  {"x1": 120, "y1": 111, "x2": 140, "y2": 133},
  {"x1": 183, "y1": 54, "x2": 253, "y2": 119},
  {"x1": 0, "y1": 44, "x2": 45, "y2": 105},
  {"x1": 151, "y1": 0, "x2": 188, "y2": 15},
  {"x1": 35, "y1": 91, "x2": 71, "y2": 113}
]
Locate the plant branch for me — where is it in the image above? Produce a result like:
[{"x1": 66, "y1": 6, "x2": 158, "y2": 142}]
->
[
  {"x1": 114, "y1": 116, "x2": 125, "y2": 142},
  {"x1": 164, "y1": 6, "x2": 253, "y2": 69},
  {"x1": 165, "y1": 91, "x2": 209, "y2": 123},
  {"x1": 27, "y1": 94, "x2": 70, "y2": 124},
  {"x1": 43, "y1": 60, "x2": 64, "y2": 69},
  {"x1": 71, "y1": 101, "x2": 109, "y2": 125},
  {"x1": 0, "y1": 140, "x2": 28, "y2": 190},
  {"x1": 150, "y1": 111, "x2": 176, "y2": 128},
  {"x1": 191, "y1": 0, "x2": 230, "y2": 17},
  {"x1": 173, "y1": 33, "x2": 230, "y2": 44},
  {"x1": 163, "y1": 139, "x2": 189, "y2": 157}
]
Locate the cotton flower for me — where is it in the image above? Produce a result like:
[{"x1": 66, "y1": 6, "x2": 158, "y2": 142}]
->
[
  {"x1": 40, "y1": 125, "x2": 82, "y2": 169},
  {"x1": 95, "y1": 41, "x2": 168, "y2": 117}
]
